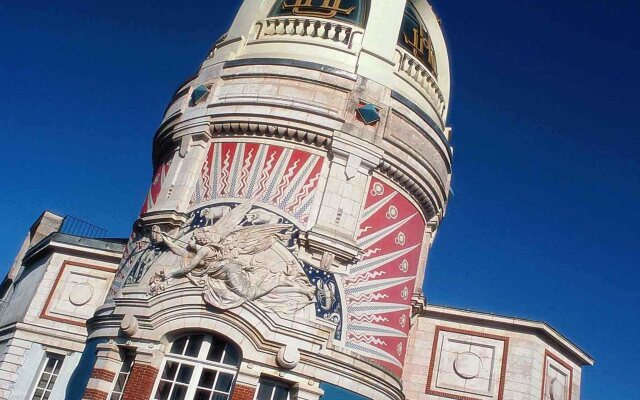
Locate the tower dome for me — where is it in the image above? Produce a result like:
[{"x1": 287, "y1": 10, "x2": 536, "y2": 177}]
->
[{"x1": 95, "y1": 1, "x2": 454, "y2": 399}]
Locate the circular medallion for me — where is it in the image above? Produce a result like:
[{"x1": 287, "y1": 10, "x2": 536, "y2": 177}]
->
[
  {"x1": 69, "y1": 282, "x2": 94, "y2": 306},
  {"x1": 386, "y1": 206, "x2": 399, "y2": 219},
  {"x1": 372, "y1": 182, "x2": 385, "y2": 196},
  {"x1": 454, "y1": 352, "x2": 482, "y2": 380},
  {"x1": 550, "y1": 378, "x2": 564, "y2": 400}
]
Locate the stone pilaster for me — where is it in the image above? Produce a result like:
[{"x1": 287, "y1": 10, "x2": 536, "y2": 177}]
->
[{"x1": 83, "y1": 343, "x2": 121, "y2": 399}]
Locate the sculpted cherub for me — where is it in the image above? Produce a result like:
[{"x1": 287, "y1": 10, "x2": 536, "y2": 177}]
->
[{"x1": 154, "y1": 202, "x2": 315, "y2": 313}]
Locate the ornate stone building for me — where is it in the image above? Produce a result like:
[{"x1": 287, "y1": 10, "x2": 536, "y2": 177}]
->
[{"x1": 0, "y1": 1, "x2": 593, "y2": 400}]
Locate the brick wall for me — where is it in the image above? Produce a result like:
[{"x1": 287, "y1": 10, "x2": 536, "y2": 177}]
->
[
  {"x1": 122, "y1": 364, "x2": 159, "y2": 400},
  {"x1": 231, "y1": 384, "x2": 257, "y2": 400},
  {"x1": 84, "y1": 388, "x2": 108, "y2": 400},
  {"x1": 91, "y1": 368, "x2": 116, "y2": 383}
]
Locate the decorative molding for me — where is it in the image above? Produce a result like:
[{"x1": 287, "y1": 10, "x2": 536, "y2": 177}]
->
[
  {"x1": 211, "y1": 121, "x2": 332, "y2": 149},
  {"x1": 425, "y1": 326, "x2": 510, "y2": 400},
  {"x1": 222, "y1": 58, "x2": 358, "y2": 81},
  {"x1": 40, "y1": 260, "x2": 117, "y2": 327},
  {"x1": 378, "y1": 160, "x2": 438, "y2": 221},
  {"x1": 541, "y1": 350, "x2": 574, "y2": 400}
]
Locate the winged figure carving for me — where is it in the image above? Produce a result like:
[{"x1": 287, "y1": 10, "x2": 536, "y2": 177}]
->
[{"x1": 154, "y1": 202, "x2": 315, "y2": 314}]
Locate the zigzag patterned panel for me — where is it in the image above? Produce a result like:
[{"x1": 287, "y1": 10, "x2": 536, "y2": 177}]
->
[
  {"x1": 140, "y1": 159, "x2": 171, "y2": 215},
  {"x1": 343, "y1": 177, "x2": 426, "y2": 376},
  {"x1": 190, "y1": 142, "x2": 324, "y2": 227}
]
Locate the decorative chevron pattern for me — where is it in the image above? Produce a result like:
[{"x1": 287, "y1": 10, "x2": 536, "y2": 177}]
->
[
  {"x1": 343, "y1": 177, "x2": 426, "y2": 376},
  {"x1": 190, "y1": 142, "x2": 324, "y2": 226},
  {"x1": 140, "y1": 160, "x2": 172, "y2": 215}
]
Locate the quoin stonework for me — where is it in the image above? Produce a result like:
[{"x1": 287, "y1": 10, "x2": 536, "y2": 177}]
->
[{"x1": 0, "y1": 1, "x2": 593, "y2": 400}]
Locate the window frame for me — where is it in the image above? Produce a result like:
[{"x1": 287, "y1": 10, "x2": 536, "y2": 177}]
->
[
  {"x1": 30, "y1": 352, "x2": 65, "y2": 400},
  {"x1": 152, "y1": 334, "x2": 241, "y2": 400},
  {"x1": 254, "y1": 378, "x2": 292, "y2": 400},
  {"x1": 107, "y1": 350, "x2": 136, "y2": 400},
  {"x1": 398, "y1": 1, "x2": 438, "y2": 75},
  {"x1": 268, "y1": 0, "x2": 370, "y2": 28}
]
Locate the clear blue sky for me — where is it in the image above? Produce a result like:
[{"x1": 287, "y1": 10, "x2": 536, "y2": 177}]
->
[{"x1": 1, "y1": 1, "x2": 638, "y2": 398}]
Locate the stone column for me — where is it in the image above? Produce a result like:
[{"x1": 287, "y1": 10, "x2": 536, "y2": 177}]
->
[{"x1": 83, "y1": 343, "x2": 121, "y2": 400}]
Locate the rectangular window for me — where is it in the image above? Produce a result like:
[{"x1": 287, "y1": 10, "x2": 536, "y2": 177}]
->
[
  {"x1": 109, "y1": 352, "x2": 135, "y2": 400},
  {"x1": 31, "y1": 353, "x2": 65, "y2": 400},
  {"x1": 255, "y1": 379, "x2": 291, "y2": 400}
]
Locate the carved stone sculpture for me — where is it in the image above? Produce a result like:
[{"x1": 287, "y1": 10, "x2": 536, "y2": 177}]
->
[{"x1": 153, "y1": 202, "x2": 316, "y2": 314}]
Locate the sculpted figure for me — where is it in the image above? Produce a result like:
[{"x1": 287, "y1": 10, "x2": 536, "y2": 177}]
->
[
  {"x1": 155, "y1": 202, "x2": 315, "y2": 314},
  {"x1": 245, "y1": 209, "x2": 284, "y2": 225},
  {"x1": 200, "y1": 205, "x2": 231, "y2": 226}
]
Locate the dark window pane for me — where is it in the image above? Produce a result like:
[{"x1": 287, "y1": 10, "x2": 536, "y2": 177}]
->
[
  {"x1": 110, "y1": 394, "x2": 122, "y2": 400},
  {"x1": 42, "y1": 391, "x2": 51, "y2": 400},
  {"x1": 269, "y1": 0, "x2": 367, "y2": 27},
  {"x1": 162, "y1": 361, "x2": 179, "y2": 380},
  {"x1": 37, "y1": 373, "x2": 50, "y2": 389},
  {"x1": 154, "y1": 381, "x2": 171, "y2": 400},
  {"x1": 170, "y1": 384, "x2": 188, "y2": 400},
  {"x1": 121, "y1": 357, "x2": 134, "y2": 373},
  {"x1": 113, "y1": 374, "x2": 127, "y2": 391},
  {"x1": 207, "y1": 340, "x2": 224, "y2": 363},
  {"x1": 198, "y1": 369, "x2": 217, "y2": 389},
  {"x1": 170, "y1": 337, "x2": 188, "y2": 355},
  {"x1": 222, "y1": 345, "x2": 240, "y2": 366},
  {"x1": 256, "y1": 382, "x2": 275, "y2": 400},
  {"x1": 274, "y1": 384, "x2": 290, "y2": 400},
  {"x1": 212, "y1": 393, "x2": 229, "y2": 400},
  {"x1": 185, "y1": 335, "x2": 205, "y2": 357},
  {"x1": 52, "y1": 359, "x2": 63, "y2": 374},
  {"x1": 44, "y1": 358, "x2": 56, "y2": 373},
  {"x1": 176, "y1": 365, "x2": 194, "y2": 384},
  {"x1": 215, "y1": 373, "x2": 233, "y2": 393},
  {"x1": 46, "y1": 374, "x2": 57, "y2": 390},
  {"x1": 194, "y1": 389, "x2": 211, "y2": 400},
  {"x1": 33, "y1": 389, "x2": 45, "y2": 400}
]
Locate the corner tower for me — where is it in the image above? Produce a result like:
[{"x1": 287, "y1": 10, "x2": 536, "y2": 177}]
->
[{"x1": 86, "y1": 1, "x2": 452, "y2": 399}]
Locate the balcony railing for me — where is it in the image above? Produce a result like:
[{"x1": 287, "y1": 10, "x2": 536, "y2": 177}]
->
[
  {"x1": 59, "y1": 215, "x2": 108, "y2": 239},
  {"x1": 252, "y1": 16, "x2": 364, "y2": 53},
  {"x1": 395, "y1": 47, "x2": 446, "y2": 117}
]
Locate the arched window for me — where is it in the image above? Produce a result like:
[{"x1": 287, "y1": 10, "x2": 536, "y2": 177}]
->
[
  {"x1": 269, "y1": 0, "x2": 369, "y2": 27},
  {"x1": 153, "y1": 334, "x2": 241, "y2": 400},
  {"x1": 398, "y1": 3, "x2": 437, "y2": 75}
]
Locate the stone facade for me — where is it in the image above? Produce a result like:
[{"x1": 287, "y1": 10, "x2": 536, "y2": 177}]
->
[
  {"x1": 0, "y1": 212, "x2": 125, "y2": 399},
  {"x1": 1, "y1": 1, "x2": 593, "y2": 400}
]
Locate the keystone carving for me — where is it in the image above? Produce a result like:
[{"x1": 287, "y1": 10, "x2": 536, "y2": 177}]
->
[{"x1": 276, "y1": 344, "x2": 300, "y2": 370}]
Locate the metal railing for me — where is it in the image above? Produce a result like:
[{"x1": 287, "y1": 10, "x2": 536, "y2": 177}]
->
[{"x1": 59, "y1": 216, "x2": 108, "y2": 239}]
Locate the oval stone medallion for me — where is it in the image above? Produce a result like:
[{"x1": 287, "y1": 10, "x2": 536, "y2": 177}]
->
[
  {"x1": 454, "y1": 352, "x2": 482, "y2": 379},
  {"x1": 69, "y1": 282, "x2": 94, "y2": 306},
  {"x1": 550, "y1": 378, "x2": 565, "y2": 400}
]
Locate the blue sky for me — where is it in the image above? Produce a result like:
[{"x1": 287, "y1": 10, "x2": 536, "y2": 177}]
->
[{"x1": 0, "y1": 1, "x2": 638, "y2": 398}]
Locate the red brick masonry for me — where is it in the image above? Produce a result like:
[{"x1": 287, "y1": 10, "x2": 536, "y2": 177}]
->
[
  {"x1": 122, "y1": 364, "x2": 159, "y2": 400},
  {"x1": 84, "y1": 388, "x2": 108, "y2": 400},
  {"x1": 91, "y1": 368, "x2": 117, "y2": 383},
  {"x1": 231, "y1": 384, "x2": 257, "y2": 400}
]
